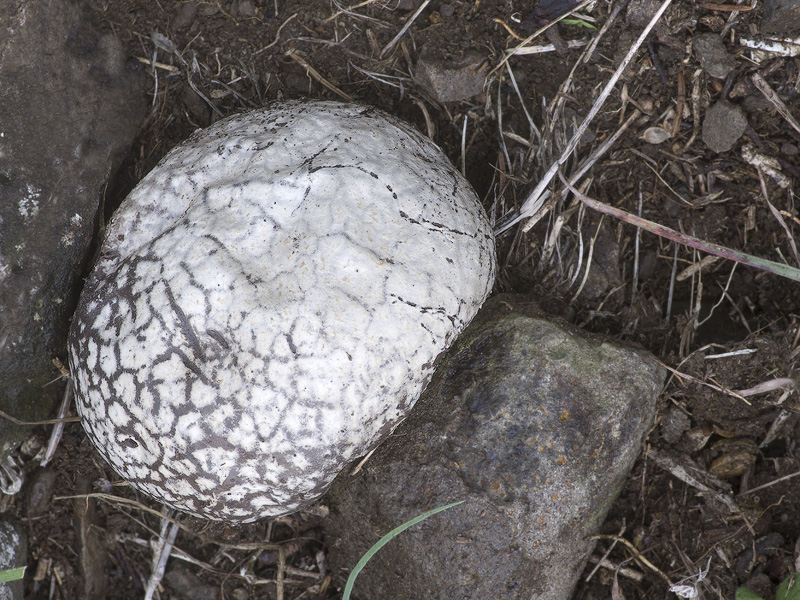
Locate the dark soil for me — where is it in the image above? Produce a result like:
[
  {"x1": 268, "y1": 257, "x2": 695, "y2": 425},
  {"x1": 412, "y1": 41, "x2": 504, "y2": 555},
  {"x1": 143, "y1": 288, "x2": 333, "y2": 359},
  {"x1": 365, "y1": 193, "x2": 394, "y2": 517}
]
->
[{"x1": 12, "y1": 0, "x2": 800, "y2": 598}]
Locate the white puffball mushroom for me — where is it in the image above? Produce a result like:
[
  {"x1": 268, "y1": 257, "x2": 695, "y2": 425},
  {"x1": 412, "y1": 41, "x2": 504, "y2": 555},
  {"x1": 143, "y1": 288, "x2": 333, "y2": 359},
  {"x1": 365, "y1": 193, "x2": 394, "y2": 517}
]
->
[{"x1": 68, "y1": 100, "x2": 496, "y2": 522}]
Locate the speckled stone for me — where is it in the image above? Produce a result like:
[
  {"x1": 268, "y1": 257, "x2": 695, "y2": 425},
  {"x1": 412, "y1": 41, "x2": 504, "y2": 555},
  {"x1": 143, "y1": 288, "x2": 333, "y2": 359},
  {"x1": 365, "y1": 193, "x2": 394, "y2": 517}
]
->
[
  {"x1": 68, "y1": 100, "x2": 496, "y2": 522},
  {"x1": 703, "y1": 100, "x2": 748, "y2": 153},
  {"x1": 324, "y1": 296, "x2": 665, "y2": 600},
  {"x1": 693, "y1": 33, "x2": 737, "y2": 79}
]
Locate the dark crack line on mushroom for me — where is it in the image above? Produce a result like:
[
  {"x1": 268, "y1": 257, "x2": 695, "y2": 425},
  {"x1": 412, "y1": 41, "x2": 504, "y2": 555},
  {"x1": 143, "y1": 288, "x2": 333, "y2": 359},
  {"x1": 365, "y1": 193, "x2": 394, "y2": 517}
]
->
[
  {"x1": 199, "y1": 233, "x2": 266, "y2": 290},
  {"x1": 301, "y1": 142, "x2": 334, "y2": 170},
  {"x1": 164, "y1": 281, "x2": 207, "y2": 362},
  {"x1": 307, "y1": 164, "x2": 379, "y2": 180},
  {"x1": 207, "y1": 329, "x2": 230, "y2": 350},
  {"x1": 397, "y1": 210, "x2": 476, "y2": 237},
  {"x1": 388, "y1": 293, "x2": 455, "y2": 324}
]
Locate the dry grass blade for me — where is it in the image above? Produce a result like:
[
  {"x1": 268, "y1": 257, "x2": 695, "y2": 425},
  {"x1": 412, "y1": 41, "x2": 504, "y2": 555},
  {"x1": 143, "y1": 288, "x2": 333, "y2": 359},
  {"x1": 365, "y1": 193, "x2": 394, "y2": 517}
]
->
[
  {"x1": 647, "y1": 448, "x2": 740, "y2": 514},
  {"x1": 285, "y1": 49, "x2": 352, "y2": 101},
  {"x1": 380, "y1": 0, "x2": 430, "y2": 58},
  {"x1": 144, "y1": 513, "x2": 179, "y2": 600},
  {"x1": 40, "y1": 381, "x2": 75, "y2": 467},
  {"x1": 496, "y1": 0, "x2": 596, "y2": 70},
  {"x1": 756, "y1": 169, "x2": 800, "y2": 265},
  {"x1": 509, "y1": 39, "x2": 590, "y2": 55},
  {"x1": 738, "y1": 470, "x2": 800, "y2": 496},
  {"x1": 501, "y1": 0, "x2": 675, "y2": 233},
  {"x1": 497, "y1": 109, "x2": 640, "y2": 234},
  {"x1": 586, "y1": 534, "x2": 674, "y2": 585},
  {"x1": 558, "y1": 171, "x2": 800, "y2": 283},
  {"x1": 254, "y1": 13, "x2": 298, "y2": 55},
  {"x1": 0, "y1": 409, "x2": 80, "y2": 426},
  {"x1": 751, "y1": 72, "x2": 800, "y2": 135},
  {"x1": 323, "y1": 0, "x2": 381, "y2": 23}
]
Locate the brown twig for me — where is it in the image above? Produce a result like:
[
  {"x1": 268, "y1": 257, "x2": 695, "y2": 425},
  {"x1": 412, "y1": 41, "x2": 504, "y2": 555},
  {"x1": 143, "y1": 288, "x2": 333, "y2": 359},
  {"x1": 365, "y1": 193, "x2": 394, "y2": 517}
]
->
[
  {"x1": 698, "y1": 3, "x2": 755, "y2": 10},
  {"x1": 751, "y1": 72, "x2": 800, "y2": 135},
  {"x1": 501, "y1": 0, "x2": 676, "y2": 233},
  {"x1": 557, "y1": 170, "x2": 800, "y2": 283},
  {"x1": 0, "y1": 409, "x2": 80, "y2": 426},
  {"x1": 254, "y1": 13, "x2": 298, "y2": 55},
  {"x1": 285, "y1": 49, "x2": 352, "y2": 101},
  {"x1": 380, "y1": 0, "x2": 430, "y2": 58},
  {"x1": 586, "y1": 534, "x2": 674, "y2": 584}
]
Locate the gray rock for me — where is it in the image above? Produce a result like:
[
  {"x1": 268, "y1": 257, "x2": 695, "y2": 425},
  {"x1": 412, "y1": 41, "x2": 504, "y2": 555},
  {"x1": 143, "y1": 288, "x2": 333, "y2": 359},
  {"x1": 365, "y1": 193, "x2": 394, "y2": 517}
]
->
[
  {"x1": 694, "y1": 33, "x2": 737, "y2": 79},
  {"x1": 25, "y1": 468, "x2": 57, "y2": 517},
  {"x1": 172, "y1": 1, "x2": 199, "y2": 29},
  {"x1": 0, "y1": 0, "x2": 147, "y2": 465},
  {"x1": 0, "y1": 518, "x2": 27, "y2": 600},
  {"x1": 660, "y1": 405, "x2": 691, "y2": 444},
  {"x1": 325, "y1": 296, "x2": 665, "y2": 600},
  {"x1": 413, "y1": 48, "x2": 488, "y2": 102},
  {"x1": 703, "y1": 100, "x2": 748, "y2": 153},
  {"x1": 763, "y1": 0, "x2": 800, "y2": 34},
  {"x1": 165, "y1": 567, "x2": 219, "y2": 600},
  {"x1": 73, "y1": 478, "x2": 108, "y2": 599},
  {"x1": 627, "y1": 0, "x2": 664, "y2": 27}
]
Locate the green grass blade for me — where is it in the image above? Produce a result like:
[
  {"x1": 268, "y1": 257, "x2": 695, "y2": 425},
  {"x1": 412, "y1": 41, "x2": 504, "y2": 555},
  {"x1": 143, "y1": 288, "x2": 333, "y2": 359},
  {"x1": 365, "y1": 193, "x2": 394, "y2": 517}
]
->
[
  {"x1": 341, "y1": 500, "x2": 464, "y2": 600},
  {"x1": 558, "y1": 171, "x2": 800, "y2": 283},
  {"x1": 736, "y1": 588, "x2": 764, "y2": 600},
  {"x1": 562, "y1": 18, "x2": 598, "y2": 29},
  {"x1": 0, "y1": 566, "x2": 25, "y2": 583},
  {"x1": 777, "y1": 573, "x2": 800, "y2": 600}
]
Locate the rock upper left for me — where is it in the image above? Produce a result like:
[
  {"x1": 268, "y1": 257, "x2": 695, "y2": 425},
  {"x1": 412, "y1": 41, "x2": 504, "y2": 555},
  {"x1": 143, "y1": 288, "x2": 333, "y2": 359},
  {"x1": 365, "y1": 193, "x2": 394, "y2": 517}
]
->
[{"x1": 0, "y1": 0, "x2": 147, "y2": 470}]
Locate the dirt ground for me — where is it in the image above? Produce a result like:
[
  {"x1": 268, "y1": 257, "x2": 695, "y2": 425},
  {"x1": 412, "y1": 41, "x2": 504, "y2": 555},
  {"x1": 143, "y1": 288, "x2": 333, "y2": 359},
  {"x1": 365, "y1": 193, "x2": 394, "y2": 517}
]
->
[{"x1": 13, "y1": 0, "x2": 800, "y2": 598}]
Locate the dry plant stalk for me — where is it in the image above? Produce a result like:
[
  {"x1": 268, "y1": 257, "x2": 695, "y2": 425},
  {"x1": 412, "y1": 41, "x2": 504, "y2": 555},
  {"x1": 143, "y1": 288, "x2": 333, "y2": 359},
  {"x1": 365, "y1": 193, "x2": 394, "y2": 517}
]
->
[
  {"x1": 558, "y1": 172, "x2": 800, "y2": 283},
  {"x1": 497, "y1": 0, "x2": 676, "y2": 234}
]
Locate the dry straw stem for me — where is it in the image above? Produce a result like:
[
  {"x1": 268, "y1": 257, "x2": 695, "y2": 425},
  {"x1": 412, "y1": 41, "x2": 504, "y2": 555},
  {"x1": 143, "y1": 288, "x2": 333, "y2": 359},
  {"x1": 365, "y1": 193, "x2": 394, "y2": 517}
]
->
[
  {"x1": 285, "y1": 49, "x2": 352, "y2": 101},
  {"x1": 0, "y1": 409, "x2": 80, "y2": 426},
  {"x1": 510, "y1": 39, "x2": 590, "y2": 55},
  {"x1": 380, "y1": 0, "x2": 430, "y2": 58},
  {"x1": 738, "y1": 469, "x2": 800, "y2": 496},
  {"x1": 756, "y1": 169, "x2": 799, "y2": 265},
  {"x1": 509, "y1": 109, "x2": 640, "y2": 238},
  {"x1": 254, "y1": 12, "x2": 298, "y2": 55},
  {"x1": 40, "y1": 381, "x2": 75, "y2": 467},
  {"x1": 498, "y1": 0, "x2": 675, "y2": 234},
  {"x1": 144, "y1": 515, "x2": 179, "y2": 600},
  {"x1": 586, "y1": 533, "x2": 674, "y2": 585},
  {"x1": 558, "y1": 171, "x2": 800, "y2": 283},
  {"x1": 646, "y1": 448, "x2": 741, "y2": 515},
  {"x1": 54, "y1": 493, "x2": 288, "y2": 552},
  {"x1": 494, "y1": 0, "x2": 596, "y2": 72},
  {"x1": 751, "y1": 71, "x2": 800, "y2": 135},
  {"x1": 323, "y1": 0, "x2": 382, "y2": 23}
]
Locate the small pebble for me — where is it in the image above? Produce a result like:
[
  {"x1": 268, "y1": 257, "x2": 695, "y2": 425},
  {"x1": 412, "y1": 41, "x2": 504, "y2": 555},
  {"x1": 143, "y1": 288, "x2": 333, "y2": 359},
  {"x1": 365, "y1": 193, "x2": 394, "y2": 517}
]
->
[
  {"x1": 660, "y1": 405, "x2": 690, "y2": 444},
  {"x1": 702, "y1": 100, "x2": 748, "y2": 153},
  {"x1": 693, "y1": 32, "x2": 737, "y2": 79},
  {"x1": 25, "y1": 469, "x2": 56, "y2": 517},
  {"x1": 642, "y1": 126, "x2": 671, "y2": 144},
  {"x1": 763, "y1": 0, "x2": 800, "y2": 33},
  {"x1": 440, "y1": 3, "x2": 455, "y2": 17}
]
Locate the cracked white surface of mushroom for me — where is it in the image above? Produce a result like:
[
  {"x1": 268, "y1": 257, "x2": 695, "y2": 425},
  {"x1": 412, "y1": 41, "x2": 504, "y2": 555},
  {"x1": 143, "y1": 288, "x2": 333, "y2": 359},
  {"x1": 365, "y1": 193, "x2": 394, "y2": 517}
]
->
[{"x1": 68, "y1": 100, "x2": 496, "y2": 522}]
